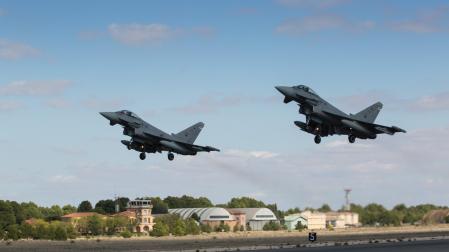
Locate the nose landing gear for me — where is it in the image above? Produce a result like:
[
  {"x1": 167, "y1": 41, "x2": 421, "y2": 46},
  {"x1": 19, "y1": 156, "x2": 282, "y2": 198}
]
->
[
  {"x1": 348, "y1": 135, "x2": 356, "y2": 143},
  {"x1": 168, "y1": 153, "x2": 175, "y2": 161},
  {"x1": 139, "y1": 152, "x2": 146, "y2": 160},
  {"x1": 314, "y1": 135, "x2": 321, "y2": 144}
]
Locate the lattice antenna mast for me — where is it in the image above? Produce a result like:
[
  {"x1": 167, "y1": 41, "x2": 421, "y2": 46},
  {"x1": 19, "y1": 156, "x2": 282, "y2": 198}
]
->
[{"x1": 344, "y1": 188, "x2": 352, "y2": 211}]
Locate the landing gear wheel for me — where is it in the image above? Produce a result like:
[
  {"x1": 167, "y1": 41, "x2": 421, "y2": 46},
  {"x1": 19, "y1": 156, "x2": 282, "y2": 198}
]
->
[
  {"x1": 314, "y1": 135, "x2": 321, "y2": 144},
  {"x1": 348, "y1": 135, "x2": 356, "y2": 143},
  {"x1": 139, "y1": 152, "x2": 146, "y2": 160},
  {"x1": 168, "y1": 153, "x2": 174, "y2": 161}
]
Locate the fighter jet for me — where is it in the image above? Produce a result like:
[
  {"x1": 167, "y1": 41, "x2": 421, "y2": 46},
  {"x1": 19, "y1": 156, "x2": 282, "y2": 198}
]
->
[
  {"x1": 100, "y1": 110, "x2": 219, "y2": 160},
  {"x1": 275, "y1": 85, "x2": 406, "y2": 144}
]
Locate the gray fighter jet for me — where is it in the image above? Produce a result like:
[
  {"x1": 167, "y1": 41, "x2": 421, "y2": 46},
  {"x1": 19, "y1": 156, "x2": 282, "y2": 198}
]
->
[
  {"x1": 275, "y1": 85, "x2": 406, "y2": 144},
  {"x1": 100, "y1": 110, "x2": 219, "y2": 160}
]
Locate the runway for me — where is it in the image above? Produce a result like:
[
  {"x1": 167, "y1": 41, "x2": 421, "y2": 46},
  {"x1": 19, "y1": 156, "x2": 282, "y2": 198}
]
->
[{"x1": 247, "y1": 239, "x2": 449, "y2": 252}]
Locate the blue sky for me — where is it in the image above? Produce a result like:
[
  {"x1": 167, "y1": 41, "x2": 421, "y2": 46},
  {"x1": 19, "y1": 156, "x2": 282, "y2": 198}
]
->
[{"x1": 1, "y1": 0, "x2": 449, "y2": 210}]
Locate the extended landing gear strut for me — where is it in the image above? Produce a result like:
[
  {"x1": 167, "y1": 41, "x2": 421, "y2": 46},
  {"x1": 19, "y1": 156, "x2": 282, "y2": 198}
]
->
[
  {"x1": 139, "y1": 152, "x2": 146, "y2": 160},
  {"x1": 168, "y1": 152, "x2": 175, "y2": 161},
  {"x1": 348, "y1": 135, "x2": 356, "y2": 144},
  {"x1": 314, "y1": 135, "x2": 321, "y2": 144}
]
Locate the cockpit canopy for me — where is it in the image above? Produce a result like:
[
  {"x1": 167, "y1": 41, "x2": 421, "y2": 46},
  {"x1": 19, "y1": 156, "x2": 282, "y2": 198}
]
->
[
  {"x1": 118, "y1": 110, "x2": 140, "y2": 119},
  {"x1": 294, "y1": 85, "x2": 317, "y2": 95}
]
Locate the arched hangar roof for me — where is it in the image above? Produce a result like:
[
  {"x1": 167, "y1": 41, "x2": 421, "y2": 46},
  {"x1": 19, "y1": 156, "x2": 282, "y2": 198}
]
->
[
  {"x1": 227, "y1": 208, "x2": 277, "y2": 221},
  {"x1": 168, "y1": 208, "x2": 235, "y2": 221}
]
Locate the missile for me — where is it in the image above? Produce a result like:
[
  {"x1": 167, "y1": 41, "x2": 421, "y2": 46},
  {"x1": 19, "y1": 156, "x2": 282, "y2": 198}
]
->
[
  {"x1": 121, "y1": 140, "x2": 131, "y2": 146},
  {"x1": 294, "y1": 121, "x2": 310, "y2": 133},
  {"x1": 159, "y1": 140, "x2": 194, "y2": 155},
  {"x1": 341, "y1": 119, "x2": 373, "y2": 137}
]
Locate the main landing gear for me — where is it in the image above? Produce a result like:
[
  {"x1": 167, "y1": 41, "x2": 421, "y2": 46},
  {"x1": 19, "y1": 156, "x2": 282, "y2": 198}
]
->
[
  {"x1": 168, "y1": 152, "x2": 175, "y2": 161},
  {"x1": 348, "y1": 135, "x2": 356, "y2": 144},
  {"x1": 139, "y1": 152, "x2": 146, "y2": 160},
  {"x1": 314, "y1": 135, "x2": 321, "y2": 144}
]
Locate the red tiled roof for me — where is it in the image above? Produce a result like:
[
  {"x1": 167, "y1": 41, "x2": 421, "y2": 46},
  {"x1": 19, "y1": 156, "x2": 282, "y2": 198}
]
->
[{"x1": 62, "y1": 212, "x2": 104, "y2": 218}]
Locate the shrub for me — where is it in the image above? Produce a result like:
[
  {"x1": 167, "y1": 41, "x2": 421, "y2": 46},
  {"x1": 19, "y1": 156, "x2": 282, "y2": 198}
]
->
[
  {"x1": 120, "y1": 230, "x2": 132, "y2": 238},
  {"x1": 295, "y1": 222, "x2": 305, "y2": 231},
  {"x1": 185, "y1": 219, "x2": 200, "y2": 235},
  {"x1": 5, "y1": 224, "x2": 20, "y2": 241},
  {"x1": 215, "y1": 223, "x2": 230, "y2": 232},
  {"x1": 150, "y1": 222, "x2": 169, "y2": 237},
  {"x1": 200, "y1": 224, "x2": 212, "y2": 233},
  {"x1": 263, "y1": 221, "x2": 282, "y2": 231}
]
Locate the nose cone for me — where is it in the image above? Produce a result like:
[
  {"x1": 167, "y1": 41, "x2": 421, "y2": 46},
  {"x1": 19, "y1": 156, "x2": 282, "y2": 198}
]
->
[
  {"x1": 99, "y1": 112, "x2": 117, "y2": 121},
  {"x1": 275, "y1": 86, "x2": 290, "y2": 96}
]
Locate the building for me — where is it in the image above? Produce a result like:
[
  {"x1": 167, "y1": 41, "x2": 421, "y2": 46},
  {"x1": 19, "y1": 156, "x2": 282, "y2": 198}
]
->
[
  {"x1": 119, "y1": 199, "x2": 155, "y2": 233},
  {"x1": 284, "y1": 214, "x2": 307, "y2": 231},
  {"x1": 227, "y1": 208, "x2": 278, "y2": 231},
  {"x1": 325, "y1": 212, "x2": 359, "y2": 228},
  {"x1": 169, "y1": 207, "x2": 238, "y2": 230},
  {"x1": 299, "y1": 211, "x2": 326, "y2": 230},
  {"x1": 61, "y1": 212, "x2": 107, "y2": 234}
]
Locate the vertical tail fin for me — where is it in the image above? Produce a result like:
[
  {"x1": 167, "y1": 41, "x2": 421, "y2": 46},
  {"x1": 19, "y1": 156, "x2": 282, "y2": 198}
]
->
[
  {"x1": 352, "y1": 102, "x2": 383, "y2": 123},
  {"x1": 173, "y1": 122, "x2": 204, "y2": 144}
]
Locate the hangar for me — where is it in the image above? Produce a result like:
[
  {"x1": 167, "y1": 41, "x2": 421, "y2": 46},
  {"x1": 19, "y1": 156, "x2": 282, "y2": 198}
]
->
[{"x1": 227, "y1": 208, "x2": 278, "y2": 231}]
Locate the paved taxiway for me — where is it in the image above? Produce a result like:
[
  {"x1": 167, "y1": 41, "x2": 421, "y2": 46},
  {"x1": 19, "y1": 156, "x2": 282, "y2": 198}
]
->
[{"x1": 247, "y1": 239, "x2": 449, "y2": 252}]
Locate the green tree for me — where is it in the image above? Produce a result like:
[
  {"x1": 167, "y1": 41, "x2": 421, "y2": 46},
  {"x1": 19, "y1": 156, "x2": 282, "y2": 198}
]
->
[
  {"x1": 150, "y1": 197, "x2": 169, "y2": 214},
  {"x1": 21, "y1": 202, "x2": 43, "y2": 220},
  {"x1": 318, "y1": 204, "x2": 332, "y2": 213},
  {"x1": 77, "y1": 201, "x2": 93, "y2": 212},
  {"x1": 51, "y1": 222, "x2": 68, "y2": 241},
  {"x1": 263, "y1": 221, "x2": 282, "y2": 231},
  {"x1": 163, "y1": 195, "x2": 213, "y2": 208},
  {"x1": 226, "y1": 197, "x2": 266, "y2": 208},
  {"x1": 40, "y1": 205, "x2": 64, "y2": 221},
  {"x1": 117, "y1": 197, "x2": 130, "y2": 212},
  {"x1": 20, "y1": 223, "x2": 34, "y2": 239},
  {"x1": 94, "y1": 200, "x2": 116, "y2": 214},
  {"x1": 215, "y1": 223, "x2": 230, "y2": 232},
  {"x1": 185, "y1": 218, "x2": 200, "y2": 235},
  {"x1": 295, "y1": 221, "x2": 305, "y2": 231},
  {"x1": 150, "y1": 221, "x2": 169, "y2": 237},
  {"x1": 0, "y1": 201, "x2": 16, "y2": 230},
  {"x1": 62, "y1": 205, "x2": 77, "y2": 215},
  {"x1": 87, "y1": 215, "x2": 104, "y2": 235},
  {"x1": 105, "y1": 216, "x2": 128, "y2": 235},
  {"x1": 172, "y1": 219, "x2": 186, "y2": 236},
  {"x1": 5, "y1": 224, "x2": 20, "y2": 240},
  {"x1": 200, "y1": 224, "x2": 212, "y2": 233}
]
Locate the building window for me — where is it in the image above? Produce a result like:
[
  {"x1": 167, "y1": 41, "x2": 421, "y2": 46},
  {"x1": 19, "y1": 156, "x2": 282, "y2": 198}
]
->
[
  {"x1": 210, "y1": 216, "x2": 229, "y2": 219},
  {"x1": 256, "y1": 215, "x2": 274, "y2": 218}
]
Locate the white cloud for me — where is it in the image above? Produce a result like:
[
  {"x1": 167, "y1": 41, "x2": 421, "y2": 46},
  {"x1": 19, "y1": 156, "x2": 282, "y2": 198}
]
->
[
  {"x1": 0, "y1": 80, "x2": 72, "y2": 96},
  {"x1": 172, "y1": 94, "x2": 277, "y2": 115},
  {"x1": 276, "y1": 15, "x2": 375, "y2": 35},
  {"x1": 409, "y1": 92, "x2": 449, "y2": 111},
  {"x1": 45, "y1": 98, "x2": 71, "y2": 109},
  {"x1": 48, "y1": 175, "x2": 78, "y2": 183},
  {"x1": 334, "y1": 90, "x2": 449, "y2": 113},
  {"x1": 107, "y1": 23, "x2": 215, "y2": 46},
  {"x1": 276, "y1": 0, "x2": 350, "y2": 9},
  {"x1": 108, "y1": 23, "x2": 181, "y2": 45},
  {"x1": 81, "y1": 97, "x2": 126, "y2": 110},
  {"x1": 389, "y1": 6, "x2": 449, "y2": 33},
  {"x1": 0, "y1": 100, "x2": 23, "y2": 111},
  {"x1": 0, "y1": 38, "x2": 39, "y2": 60}
]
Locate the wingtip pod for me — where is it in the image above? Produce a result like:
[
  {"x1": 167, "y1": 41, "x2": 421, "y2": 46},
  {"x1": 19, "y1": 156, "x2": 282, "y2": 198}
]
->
[
  {"x1": 392, "y1": 126, "x2": 406, "y2": 133},
  {"x1": 205, "y1": 146, "x2": 220, "y2": 152}
]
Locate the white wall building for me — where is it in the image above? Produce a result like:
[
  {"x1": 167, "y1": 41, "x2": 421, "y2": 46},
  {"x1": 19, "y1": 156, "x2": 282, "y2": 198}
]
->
[{"x1": 300, "y1": 211, "x2": 326, "y2": 230}]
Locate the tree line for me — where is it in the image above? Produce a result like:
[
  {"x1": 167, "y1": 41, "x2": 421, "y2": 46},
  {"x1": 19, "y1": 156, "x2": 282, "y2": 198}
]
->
[{"x1": 2, "y1": 196, "x2": 449, "y2": 240}]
